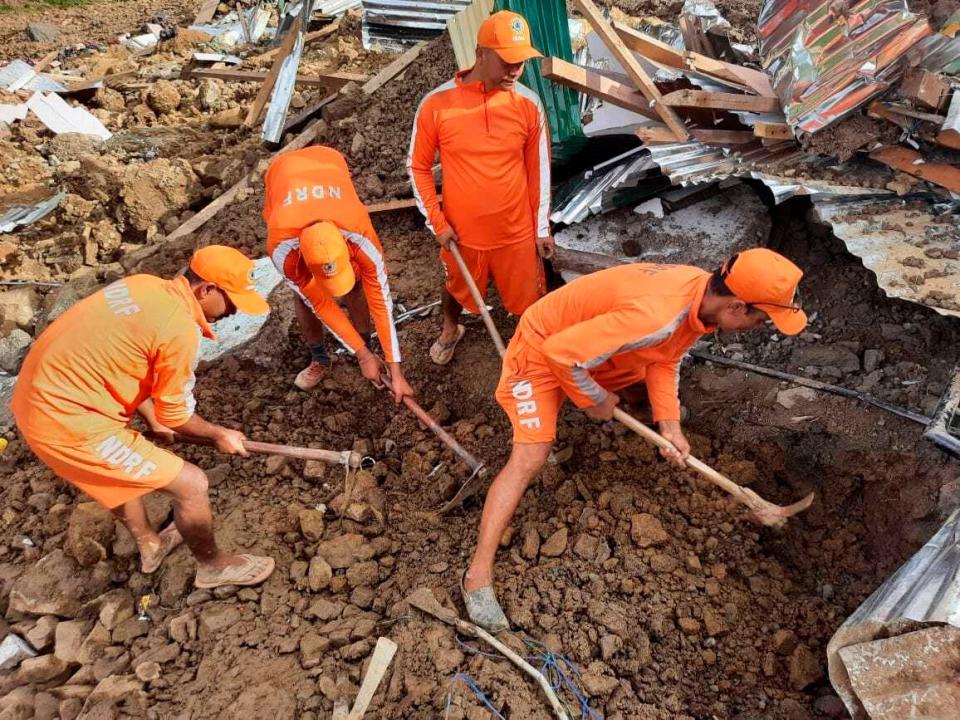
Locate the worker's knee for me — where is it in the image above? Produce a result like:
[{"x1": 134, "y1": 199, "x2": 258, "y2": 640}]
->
[
  {"x1": 165, "y1": 462, "x2": 209, "y2": 501},
  {"x1": 506, "y1": 442, "x2": 551, "y2": 480}
]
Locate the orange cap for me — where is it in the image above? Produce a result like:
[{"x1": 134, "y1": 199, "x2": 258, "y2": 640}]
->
[
  {"x1": 477, "y1": 11, "x2": 542, "y2": 64},
  {"x1": 300, "y1": 221, "x2": 356, "y2": 298},
  {"x1": 189, "y1": 245, "x2": 269, "y2": 316},
  {"x1": 722, "y1": 249, "x2": 807, "y2": 336}
]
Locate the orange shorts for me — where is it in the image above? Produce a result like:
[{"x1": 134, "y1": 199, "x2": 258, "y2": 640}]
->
[
  {"x1": 22, "y1": 427, "x2": 184, "y2": 509},
  {"x1": 440, "y1": 241, "x2": 544, "y2": 316}
]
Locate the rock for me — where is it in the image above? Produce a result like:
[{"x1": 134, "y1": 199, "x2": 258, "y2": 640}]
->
[
  {"x1": 299, "y1": 632, "x2": 329, "y2": 669},
  {"x1": 97, "y1": 590, "x2": 134, "y2": 631},
  {"x1": 47, "y1": 134, "x2": 103, "y2": 163},
  {"x1": 863, "y1": 349, "x2": 883, "y2": 373},
  {"x1": 90, "y1": 220, "x2": 122, "y2": 257},
  {"x1": 265, "y1": 455, "x2": 287, "y2": 475},
  {"x1": 298, "y1": 509, "x2": 325, "y2": 542},
  {"x1": 791, "y1": 345, "x2": 860, "y2": 373},
  {"x1": 630, "y1": 513, "x2": 668, "y2": 547},
  {"x1": 199, "y1": 604, "x2": 241, "y2": 638},
  {"x1": 54, "y1": 620, "x2": 91, "y2": 664},
  {"x1": 702, "y1": 608, "x2": 727, "y2": 636},
  {"x1": 316, "y1": 533, "x2": 373, "y2": 569},
  {"x1": 158, "y1": 557, "x2": 194, "y2": 605},
  {"x1": 772, "y1": 628, "x2": 798, "y2": 656},
  {"x1": 678, "y1": 617, "x2": 701, "y2": 635},
  {"x1": 779, "y1": 698, "x2": 811, "y2": 720},
  {"x1": 307, "y1": 556, "x2": 333, "y2": 592},
  {"x1": 775, "y1": 387, "x2": 819, "y2": 409},
  {"x1": 27, "y1": 22, "x2": 60, "y2": 42},
  {"x1": 120, "y1": 158, "x2": 201, "y2": 232},
  {"x1": 540, "y1": 527, "x2": 568, "y2": 557},
  {"x1": 521, "y1": 528, "x2": 540, "y2": 560},
  {"x1": 82, "y1": 675, "x2": 145, "y2": 715},
  {"x1": 209, "y1": 106, "x2": 245, "y2": 129},
  {"x1": 305, "y1": 598, "x2": 342, "y2": 621},
  {"x1": 0, "y1": 329, "x2": 31, "y2": 373},
  {"x1": 25, "y1": 616, "x2": 59, "y2": 652},
  {"x1": 346, "y1": 560, "x2": 378, "y2": 588},
  {"x1": 167, "y1": 614, "x2": 197, "y2": 644},
  {"x1": 788, "y1": 643, "x2": 823, "y2": 690},
  {"x1": 111, "y1": 615, "x2": 148, "y2": 645},
  {"x1": 146, "y1": 80, "x2": 181, "y2": 115},
  {"x1": 599, "y1": 635, "x2": 622, "y2": 661},
  {"x1": 813, "y1": 695, "x2": 847, "y2": 718},
  {"x1": 9, "y1": 550, "x2": 109, "y2": 618},
  {"x1": 650, "y1": 553, "x2": 678, "y2": 573},
  {"x1": 581, "y1": 670, "x2": 618, "y2": 697},
  {"x1": 198, "y1": 79, "x2": 220, "y2": 111},
  {"x1": 65, "y1": 502, "x2": 115, "y2": 567},
  {"x1": 76, "y1": 623, "x2": 111, "y2": 665},
  {"x1": 0, "y1": 288, "x2": 39, "y2": 330},
  {"x1": 32, "y1": 692, "x2": 58, "y2": 720},
  {"x1": 15, "y1": 654, "x2": 69, "y2": 685},
  {"x1": 134, "y1": 661, "x2": 160, "y2": 682}
]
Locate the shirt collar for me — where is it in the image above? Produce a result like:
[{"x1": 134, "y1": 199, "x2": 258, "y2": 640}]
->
[
  {"x1": 171, "y1": 275, "x2": 216, "y2": 340},
  {"x1": 455, "y1": 67, "x2": 508, "y2": 95},
  {"x1": 688, "y1": 273, "x2": 714, "y2": 335}
]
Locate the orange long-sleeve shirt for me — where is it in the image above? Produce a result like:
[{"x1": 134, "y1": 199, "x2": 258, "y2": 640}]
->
[
  {"x1": 517, "y1": 264, "x2": 714, "y2": 421},
  {"x1": 12, "y1": 275, "x2": 214, "y2": 445},
  {"x1": 263, "y1": 146, "x2": 400, "y2": 363},
  {"x1": 407, "y1": 69, "x2": 551, "y2": 250}
]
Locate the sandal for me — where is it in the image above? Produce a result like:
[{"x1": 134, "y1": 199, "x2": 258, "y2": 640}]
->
[
  {"x1": 429, "y1": 325, "x2": 466, "y2": 366},
  {"x1": 141, "y1": 526, "x2": 183, "y2": 574},
  {"x1": 194, "y1": 554, "x2": 275, "y2": 589},
  {"x1": 461, "y1": 570, "x2": 509, "y2": 634}
]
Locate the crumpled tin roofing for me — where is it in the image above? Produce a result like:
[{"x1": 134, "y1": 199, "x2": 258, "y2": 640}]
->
[
  {"x1": 758, "y1": 0, "x2": 933, "y2": 134},
  {"x1": 645, "y1": 140, "x2": 809, "y2": 187},
  {"x1": 362, "y1": 0, "x2": 471, "y2": 50}
]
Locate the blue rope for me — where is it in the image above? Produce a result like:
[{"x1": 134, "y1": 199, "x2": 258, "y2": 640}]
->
[
  {"x1": 445, "y1": 672, "x2": 507, "y2": 720},
  {"x1": 524, "y1": 640, "x2": 603, "y2": 720}
]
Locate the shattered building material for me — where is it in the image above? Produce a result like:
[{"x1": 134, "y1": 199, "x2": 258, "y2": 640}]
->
[
  {"x1": 25, "y1": 93, "x2": 112, "y2": 140},
  {"x1": 540, "y1": 57, "x2": 658, "y2": 121},
  {"x1": 924, "y1": 364, "x2": 960, "y2": 456},
  {"x1": 900, "y1": 67, "x2": 953, "y2": 112},
  {"x1": 660, "y1": 88, "x2": 781, "y2": 113},
  {"x1": 262, "y1": 15, "x2": 310, "y2": 144},
  {"x1": 869, "y1": 145, "x2": 960, "y2": 193},
  {"x1": 447, "y1": 0, "x2": 493, "y2": 69},
  {"x1": 0, "y1": 192, "x2": 65, "y2": 234},
  {"x1": 245, "y1": 15, "x2": 304, "y2": 131},
  {"x1": 937, "y1": 92, "x2": 960, "y2": 149},
  {"x1": 361, "y1": 0, "x2": 472, "y2": 51},
  {"x1": 827, "y1": 508, "x2": 960, "y2": 719},
  {"x1": 812, "y1": 194, "x2": 960, "y2": 317},
  {"x1": 0, "y1": 60, "x2": 68, "y2": 93},
  {"x1": 758, "y1": 0, "x2": 933, "y2": 134}
]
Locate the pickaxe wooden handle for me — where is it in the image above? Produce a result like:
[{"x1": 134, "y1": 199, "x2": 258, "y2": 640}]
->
[
  {"x1": 613, "y1": 408, "x2": 814, "y2": 527},
  {"x1": 151, "y1": 433, "x2": 363, "y2": 468},
  {"x1": 448, "y1": 240, "x2": 506, "y2": 356}
]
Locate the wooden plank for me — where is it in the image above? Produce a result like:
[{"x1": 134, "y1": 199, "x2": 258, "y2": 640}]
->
[
  {"x1": 165, "y1": 119, "x2": 327, "y2": 244},
  {"x1": 540, "y1": 57, "x2": 658, "y2": 120},
  {"x1": 901, "y1": 68, "x2": 951, "y2": 112},
  {"x1": 636, "y1": 125, "x2": 756, "y2": 145},
  {"x1": 251, "y1": 22, "x2": 340, "y2": 64},
  {"x1": 753, "y1": 121, "x2": 793, "y2": 140},
  {"x1": 661, "y1": 88, "x2": 781, "y2": 113},
  {"x1": 361, "y1": 41, "x2": 427, "y2": 96},
  {"x1": 189, "y1": 67, "x2": 368, "y2": 87},
  {"x1": 282, "y1": 90, "x2": 339, "y2": 133},
  {"x1": 194, "y1": 0, "x2": 219, "y2": 24},
  {"x1": 243, "y1": 17, "x2": 301, "y2": 128},
  {"x1": 365, "y1": 198, "x2": 418, "y2": 213},
  {"x1": 869, "y1": 146, "x2": 960, "y2": 193},
  {"x1": 573, "y1": 0, "x2": 689, "y2": 140},
  {"x1": 33, "y1": 49, "x2": 59, "y2": 75},
  {"x1": 346, "y1": 637, "x2": 397, "y2": 720},
  {"x1": 612, "y1": 21, "x2": 686, "y2": 68}
]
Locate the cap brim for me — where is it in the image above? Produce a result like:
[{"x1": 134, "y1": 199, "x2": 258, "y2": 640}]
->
[
  {"x1": 321, "y1": 267, "x2": 356, "y2": 298},
  {"x1": 768, "y1": 307, "x2": 807, "y2": 336},
  {"x1": 227, "y1": 289, "x2": 270, "y2": 316},
  {"x1": 493, "y1": 46, "x2": 543, "y2": 63}
]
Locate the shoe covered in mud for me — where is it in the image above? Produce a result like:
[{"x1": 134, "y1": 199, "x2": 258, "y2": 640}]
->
[
  {"x1": 195, "y1": 554, "x2": 275, "y2": 589},
  {"x1": 461, "y1": 572, "x2": 509, "y2": 633},
  {"x1": 294, "y1": 361, "x2": 326, "y2": 391}
]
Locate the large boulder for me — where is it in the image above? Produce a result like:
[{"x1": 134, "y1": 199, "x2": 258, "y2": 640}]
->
[
  {"x1": 8, "y1": 550, "x2": 111, "y2": 618},
  {"x1": 120, "y1": 158, "x2": 201, "y2": 232},
  {"x1": 64, "y1": 502, "x2": 115, "y2": 567}
]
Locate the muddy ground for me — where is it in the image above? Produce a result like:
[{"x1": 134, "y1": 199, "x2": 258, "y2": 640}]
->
[{"x1": 2, "y1": 1, "x2": 960, "y2": 719}]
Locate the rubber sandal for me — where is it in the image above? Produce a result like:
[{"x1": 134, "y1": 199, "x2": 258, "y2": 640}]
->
[
  {"x1": 141, "y1": 527, "x2": 183, "y2": 574},
  {"x1": 429, "y1": 325, "x2": 466, "y2": 366},
  {"x1": 461, "y1": 570, "x2": 509, "y2": 634},
  {"x1": 194, "y1": 554, "x2": 276, "y2": 589}
]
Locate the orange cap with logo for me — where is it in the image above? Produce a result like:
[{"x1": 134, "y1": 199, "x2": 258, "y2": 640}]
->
[
  {"x1": 300, "y1": 221, "x2": 356, "y2": 298},
  {"x1": 722, "y1": 248, "x2": 807, "y2": 336},
  {"x1": 189, "y1": 245, "x2": 269, "y2": 315},
  {"x1": 477, "y1": 10, "x2": 543, "y2": 64}
]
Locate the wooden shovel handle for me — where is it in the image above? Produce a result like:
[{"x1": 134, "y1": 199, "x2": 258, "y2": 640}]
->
[
  {"x1": 154, "y1": 433, "x2": 362, "y2": 468},
  {"x1": 449, "y1": 241, "x2": 507, "y2": 357}
]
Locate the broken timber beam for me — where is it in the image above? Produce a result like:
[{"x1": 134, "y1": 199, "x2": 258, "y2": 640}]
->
[
  {"x1": 540, "y1": 57, "x2": 658, "y2": 120},
  {"x1": 753, "y1": 121, "x2": 793, "y2": 140},
  {"x1": 869, "y1": 146, "x2": 960, "y2": 194},
  {"x1": 361, "y1": 41, "x2": 426, "y2": 95},
  {"x1": 282, "y1": 91, "x2": 339, "y2": 133},
  {"x1": 572, "y1": 0, "x2": 689, "y2": 140},
  {"x1": 612, "y1": 20, "x2": 774, "y2": 97},
  {"x1": 636, "y1": 126, "x2": 756, "y2": 144},
  {"x1": 193, "y1": 0, "x2": 219, "y2": 25},
  {"x1": 190, "y1": 68, "x2": 368, "y2": 87},
  {"x1": 661, "y1": 88, "x2": 781, "y2": 113},
  {"x1": 250, "y1": 22, "x2": 340, "y2": 64},
  {"x1": 244, "y1": 17, "x2": 302, "y2": 128}
]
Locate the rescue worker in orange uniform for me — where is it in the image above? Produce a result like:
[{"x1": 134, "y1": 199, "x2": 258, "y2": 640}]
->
[
  {"x1": 408, "y1": 10, "x2": 553, "y2": 365},
  {"x1": 12, "y1": 246, "x2": 276, "y2": 589},
  {"x1": 264, "y1": 146, "x2": 414, "y2": 402},
  {"x1": 461, "y1": 249, "x2": 808, "y2": 632}
]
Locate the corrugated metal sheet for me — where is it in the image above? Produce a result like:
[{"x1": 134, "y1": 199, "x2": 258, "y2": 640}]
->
[
  {"x1": 0, "y1": 191, "x2": 65, "y2": 233},
  {"x1": 758, "y1": 0, "x2": 933, "y2": 134},
  {"x1": 827, "y1": 509, "x2": 960, "y2": 718},
  {"x1": 362, "y1": 0, "x2": 471, "y2": 49},
  {"x1": 447, "y1": 0, "x2": 494, "y2": 69},
  {"x1": 646, "y1": 140, "x2": 809, "y2": 187},
  {"x1": 315, "y1": 0, "x2": 362, "y2": 14}
]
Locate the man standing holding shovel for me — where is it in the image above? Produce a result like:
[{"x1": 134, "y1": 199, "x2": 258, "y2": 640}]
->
[
  {"x1": 461, "y1": 250, "x2": 809, "y2": 632},
  {"x1": 12, "y1": 246, "x2": 276, "y2": 589},
  {"x1": 407, "y1": 10, "x2": 553, "y2": 365}
]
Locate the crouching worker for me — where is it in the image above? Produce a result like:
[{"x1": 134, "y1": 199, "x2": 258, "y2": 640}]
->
[
  {"x1": 263, "y1": 145, "x2": 414, "y2": 402},
  {"x1": 12, "y1": 246, "x2": 276, "y2": 589},
  {"x1": 462, "y1": 249, "x2": 808, "y2": 632}
]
